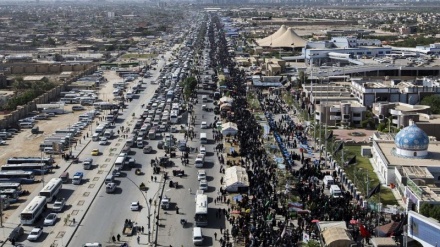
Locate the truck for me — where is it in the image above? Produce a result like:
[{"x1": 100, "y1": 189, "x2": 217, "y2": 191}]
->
[
  {"x1": 122, "y1": 220, "x2": 136, "y2": 236},
  {"x1": 161, "y1": 195, "x2": 170, "y2": 209}
]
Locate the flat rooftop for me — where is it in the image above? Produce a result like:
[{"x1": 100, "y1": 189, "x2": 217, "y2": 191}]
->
[{"x1": 377, "y1": 141, "x2": 440, "y2": 167}]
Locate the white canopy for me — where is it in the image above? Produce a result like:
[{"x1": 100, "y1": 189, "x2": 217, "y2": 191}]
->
[
  {"x1": 219, "y1": 96, "x2": 234, "y2": 104},
  {"x1": 259, "y1": 27, "x2": 307, "y2": 48},
  {"x1": 223, "y1": 166, "x2": 249, "y2": 192},
  {"x1": 257, "y1": 25, "x2": 288, "y2": 46},
  {"x1": 221, "y1": 122, "x2": 238, "y2": 136}
]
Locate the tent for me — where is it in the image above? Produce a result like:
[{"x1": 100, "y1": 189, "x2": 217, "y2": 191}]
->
[
  {"x1": 220, "y1": 103, "x2": 232, "y2": 111},
  {"x1": 256, "y1": 25, "x2": 288, "y2": 46},
  {"x1": 223, "y1": 166, "x2": 249, "y2": 192},
  {"x1": 219, "y1": 96, "x2": 234, "y2": 104},
  {"x1": 260, "y1": 27, "x2": 307, "y2": 48},
  {"x1": 222, "y1": 122, "x2": 238, "y2": 136},
  {"x1": 375, "y1": 221, "x2": 400, "y2": 237},
  {"x1": 321, "y1": 227, "x2": 354, "y2": 247}
]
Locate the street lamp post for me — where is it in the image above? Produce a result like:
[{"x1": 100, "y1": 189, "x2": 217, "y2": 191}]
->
[{"x1": 125, "y1": 176, "x2": 152, "y2": 243}]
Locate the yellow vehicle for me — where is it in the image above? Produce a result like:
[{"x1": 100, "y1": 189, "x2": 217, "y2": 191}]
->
[{"x1": 91, "y1": 149, "x2": 100, "y2": 156}]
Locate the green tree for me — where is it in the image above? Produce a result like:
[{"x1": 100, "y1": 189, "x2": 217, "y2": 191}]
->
[
  {"x1": 297, "y1": 71, "x2": 307, "y2": 88},
  {"x1": 181, "y1": 76, "x2": 197, "y2": 100},
  {"x1": 420, "y1": 203, "x2": 440, "y2": 221},
  {"x1": 421, "y1": 95, "x2": 440, "y2": 114}
]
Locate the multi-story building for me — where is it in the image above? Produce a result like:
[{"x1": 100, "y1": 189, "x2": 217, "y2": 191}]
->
[{"x1": 314, "y1": 100, "x2": 366, "y2": 127}]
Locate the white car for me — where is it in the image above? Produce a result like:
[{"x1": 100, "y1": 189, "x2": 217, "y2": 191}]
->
[
  {"x1": 0, "y1": 140, "x2": 6, "y2": 145},
  {"x1": 53, "y1": 198, "x2": 66, "y2": 212},
  {"x1": 131, "y1": 201, "x2": 140, "y2": 211},
  {"x1": 99, "y1": 137, "x2": 108, "y2": 145},
  {"x1": 44, "y1": 213, "x2": 57, "y2": 226},
  {"x1": 200, "y1": 146, "x2": 206, "y2": 155},
  {"x1": 27, "y1": 227, "x2": 43, "y2": 241},
  {"x1": 197, "y1": 170, "x2": 206, "y2": 181}
]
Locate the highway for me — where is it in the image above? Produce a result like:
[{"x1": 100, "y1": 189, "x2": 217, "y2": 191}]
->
[{"x1": 67, "y1": 49, "x2": 174, "y2": 246}]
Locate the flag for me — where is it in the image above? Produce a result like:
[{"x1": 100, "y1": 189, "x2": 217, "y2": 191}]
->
[
  {"x1": 348, "y1": 155, "x2": 357, "y2": 165},
  {"x1": 326, "y1": 131, "x2": 333, "y2": 140},
  {"x1": 302, "y1": 232, "x2": 310, "y2": 242},
  {"x1": 281, "y1": 226, "x2": 287, "y2": 238},
  {"x1": 333, "y1": 142, "x2": 343, "y2": 155},
  {"x1": 366, "y1": 183, "x2": 381, "y2": 199},
  {"x1": 359, "y1": 223, "x2": 370, "y2": 237}
]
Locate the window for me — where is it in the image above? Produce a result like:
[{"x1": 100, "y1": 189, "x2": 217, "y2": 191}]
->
[
  {"x1": 414, "y1": 152, "x2": 417, "y2": 157},
  {"x1": 353, "y1": 113, "x2": 361, "y2": 117},
  {"x1": 379, "y1": 51, "x2": 383, "y2": 54},
  {"x1": 353, "y1": 121, "x2": 360, "y2": 125}
]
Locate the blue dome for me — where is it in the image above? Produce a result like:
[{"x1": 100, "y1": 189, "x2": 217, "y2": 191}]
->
[{"x1": 395, "y1": 124, "x2": 429, "y2": 151}]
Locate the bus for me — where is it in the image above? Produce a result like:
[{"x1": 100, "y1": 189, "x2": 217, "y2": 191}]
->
[
  {"x1": 20, "y1": 196, "x2": 47, "y2": 225},
  {"x1": 0, "y1": 182, "x2": 22, "y2": 194},
  {"x1": 0, "y1": 171, "x2": 35, "y2": 184},
  {"x1": 0, "y1": 189, "x2": 20, "y2": 203},
  {"x1": 170, "y1": 110, "x2": 179, "y2": 124},
  {"x1": 7, "y1": 157, "x2": 54, "y2": 166},
  {"x1": 1, "y1": 163, "x2": 51, "y2": 175},
  {"x1": 194, "y1": 194, "x2": 208, "y2": 226},
  {"x1": 39, "y1": 178, "x2": 63, "y2": 203}
]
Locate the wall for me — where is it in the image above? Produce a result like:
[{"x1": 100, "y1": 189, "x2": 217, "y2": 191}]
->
[
  {"x1": 0, "y1": 64, "x2": 98, "y2": 129},
  {"x1": 3, "y1": 63, "x2": 93, "y2": 76}
]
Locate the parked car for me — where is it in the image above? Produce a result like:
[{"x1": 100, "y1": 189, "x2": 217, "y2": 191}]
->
[
  {"x1": 27, "y1": 227, "x2": 43, "y2": 241},
  {"x1": 157, "y1": 141, "x2": 164, "y2": 149}
]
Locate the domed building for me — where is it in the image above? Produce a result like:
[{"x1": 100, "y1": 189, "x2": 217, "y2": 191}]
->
[{"x1": 394, "y1": 124, "x2": 429, "y2": 158}]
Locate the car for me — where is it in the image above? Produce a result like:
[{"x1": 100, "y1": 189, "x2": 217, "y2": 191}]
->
[
  {"x1": 143, "y1": 145, "x2": 153, "y2": 154},
  {"x1": 99, "y1": 137, "x2": 108, "y2": 145},
  {"x1": 112, "y1": 167, "x2": 121, "y2": 177},
  {"x1": 131, "y1": 201, "x2": 140, "y2": 211},
  {"x1": 197, "y1": 170, "x2": 207, "y2": 181},
  {"x1": 0, "y1": 140, "x2": 6, "y2": 145},
  {"x1": 91, "y1": 149, "x2": 99, "y2": 156},
  {"x1": 157, "y1": 141, "x2": 164, "y2": 149},
  {"x1": 53, "y1": 198, "x2": 66, "y2": 212},
  {"x1": 44, "y1": 213, "x2": 58, "y2": 226},
  {"x1": 27, "y1": 227, "x2": 43, "y2": 241},
  {"x1": 8, "y1": 226, "x2": 24, "y2": 242},
  {"x1": 199, "y1": 180, "x2": 208, "y2": 191},
  {"x1": 200, "y1": 146, "x2": 206, "y2": 155},
  {"x1": 201, "y1": 121, "x2": 208, "y2": 129}
]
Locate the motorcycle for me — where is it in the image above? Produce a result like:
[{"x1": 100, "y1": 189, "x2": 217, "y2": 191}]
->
[{"x1": 180, "y1": 219, "x2": 187, "y2": 226}]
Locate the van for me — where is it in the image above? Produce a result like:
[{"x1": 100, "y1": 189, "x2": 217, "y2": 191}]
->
[
  {"x1": 202, "y1": 95, "x2": 208, "y2": 102},
  {"x1": 19, "y1": 122, "x2": 33, "y2": 128},
  {"x1": 92, "y1": 133, "x2": 100, "y2": 141},
  {"x1": 200, "y1": 133, "x2": 207, "y2": 144},
  {"x1": 195, "y1": 154, "x2": 205, "y2": 168},
  {"x1": 323, "y1": 175, "x2": 334, "y2": 188},
  {"x1": 105, "y1": 174, "x2": 114, "y2": 184},
  {"x1": 82, "y1": 243, "x2": 102, "y2": 247},
  {"x1": 83, "y1": 158, "x2": 93, "y2": 170},
  {"x1": 31, "y1": 126, "x2": 39, "y2": 134},
  {"x1": 192, "y1": 227, "x2": 204, "y2": 245},
  {"x1": 329, "y1": 185, "x2": 342, "y2": 198},
  {"x1": 60, "y1": 172, "x2": 69, "y2": 183},
  {"x1": 8, "y1": 226, "x2": 24, "y2": 242}
]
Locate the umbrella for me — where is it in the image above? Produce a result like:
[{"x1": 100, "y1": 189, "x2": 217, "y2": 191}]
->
[
  {"x1": 311, "y1": 219, "x2": 320, "y2": 223},
  {"x1": 350, "y1": 219, "x2": 358, "y2": 225}
]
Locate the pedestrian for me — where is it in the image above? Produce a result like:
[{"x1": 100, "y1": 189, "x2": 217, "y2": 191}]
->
[
  {"x1": 141, "y1": 226, "x2": 144, "y2": 233},
  {"x1": 189, "y1": 188, "x2": 191, "y2": 194},
  {"x1": 220, "y1": 227, "x2": 223, "y2": 234},
  {"x1": 214, "y1": 199, "x2": 216, "y2": 204},
  {"x1": 154, "y1": 176, "x2": 157, "y2": 182},
  {"x1": 214, "y1": 232, "x2": 217, "y2": 240},
  {"x1": 117, "y1": 234, "x2": 121, "y2": 242},
  {"x1": 176, "y1": 206, "x2": 179, "y2": 214},
  {"x1": 137, "y1": 235, "x2": 140, "y2": 244},
  {"x1": 151, "y1": 175, "x2": 153, "y2": 181},
  {"x1": 112, "y1": 235, "x2": 116, "y2": 243}
]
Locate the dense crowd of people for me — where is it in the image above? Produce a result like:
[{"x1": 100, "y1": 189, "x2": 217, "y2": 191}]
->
[{"x1": 200, "y1": 13, "x2": 408, "y2": 247}]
